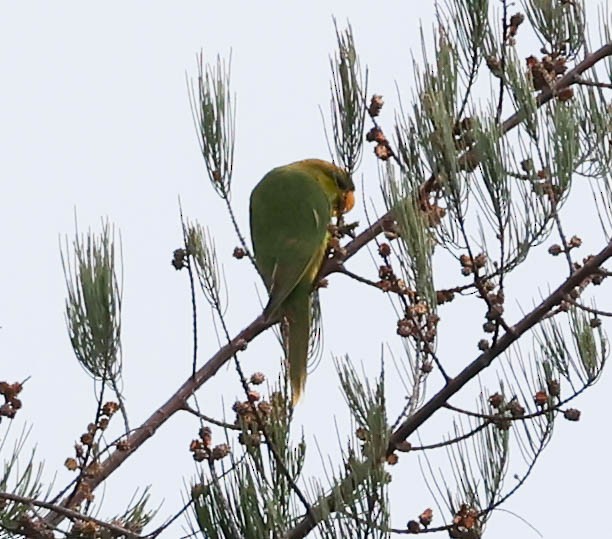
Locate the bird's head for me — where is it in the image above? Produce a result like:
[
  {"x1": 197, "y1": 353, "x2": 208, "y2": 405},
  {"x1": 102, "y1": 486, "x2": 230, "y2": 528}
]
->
[{"x1": 295, "y1": 159, "x2": 355, "y2": 216}]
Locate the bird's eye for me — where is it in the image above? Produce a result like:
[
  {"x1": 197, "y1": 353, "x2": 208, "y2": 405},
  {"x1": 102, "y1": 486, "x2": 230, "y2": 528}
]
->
[{"x1": 333, "y1": 170, "x2": 351, "y2": 191}]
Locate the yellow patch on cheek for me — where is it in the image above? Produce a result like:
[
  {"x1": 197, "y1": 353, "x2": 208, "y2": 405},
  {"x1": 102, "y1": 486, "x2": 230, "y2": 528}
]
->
[{"x1": 342, "y1": 191, "x2": 355, "y2": 213}]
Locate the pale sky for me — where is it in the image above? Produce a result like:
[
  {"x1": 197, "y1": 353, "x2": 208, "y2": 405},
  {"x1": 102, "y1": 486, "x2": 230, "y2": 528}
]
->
[{"x1": 1, "y1": 2, "x2": 610, "y2": 537}]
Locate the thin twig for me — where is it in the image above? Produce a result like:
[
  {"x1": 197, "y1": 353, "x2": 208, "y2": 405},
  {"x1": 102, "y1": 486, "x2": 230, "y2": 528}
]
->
[
  {"x1": 408, "y1": 421, "x2": 491, "y2": 451},
  {"x1": 182, "y1": 404, "x2": 240, "y2": 430},
  {"x1": 495, "y1": 0, "x2": 509, "y2": 123},
  {"x1": 336, "y1": 265, "x2": 381, "y2": 288},
  {"x1": 180, "y1": 206, "x2": 200, "y2": 377},
  {"x1": 143, "y1": 499, "x2": 194, "y2": 539},
  {"x1": 0, "y1": 491, "x2": 141, "y2": 539},
  {"x1": 551, "y1": 197, "x2": 575, "y2": 273},
  {"x1": 564, "y1": 298, "x2": 612, "y2": 317},
  {"x1": 575, "y1": 77, "x2": 612, "y2": 89},
  {"x1": 224, "y1": 196, "x2": 256, "y2": 269}
]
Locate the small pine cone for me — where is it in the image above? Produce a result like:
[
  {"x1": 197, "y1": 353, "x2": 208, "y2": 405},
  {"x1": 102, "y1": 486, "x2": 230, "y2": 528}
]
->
[
  {"x1": 378, "y1": 243, "x2": 391, "y2": 257},
  {"x1": 368, "y1": 94, "x2": 384, "y2": 117},
  {"x1": 419, "y1": 508, "x2": 434, "y2": 527},
  {"x1": 250, "y1": 372, "x2": 266, "y2": 385},
  {"x1": 407, "y1": 520, "x2": 421, "y2": 533},
  {"x1": 534, "y1": 390, "x2": 548, "y2": 406},
  {"x1": 488, "y1": 393, "x2": 504, "y2": 409},
  {"x1": 564, "y1": 408, "x2": 581, "y2": 421},
  {"x1": 374, "y1": 143, "x2": 392, "y2": 160},
  {"x1": 212, "y1": 443, "x2": 231, "y2": 460},
  {"x1": 233, "y1": 247, "x2": 246, "y2": 259}
]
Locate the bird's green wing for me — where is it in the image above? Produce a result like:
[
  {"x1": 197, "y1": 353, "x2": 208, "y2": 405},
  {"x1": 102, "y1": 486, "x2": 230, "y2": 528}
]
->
[{"x1": 249, "y1": 166, "x2": 332, "y2": 317}]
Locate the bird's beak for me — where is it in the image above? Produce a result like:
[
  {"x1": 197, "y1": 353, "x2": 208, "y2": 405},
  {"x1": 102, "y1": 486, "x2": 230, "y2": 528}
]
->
[{"x1": 342, "y1": 191, "x2": 355, "y2": 214}]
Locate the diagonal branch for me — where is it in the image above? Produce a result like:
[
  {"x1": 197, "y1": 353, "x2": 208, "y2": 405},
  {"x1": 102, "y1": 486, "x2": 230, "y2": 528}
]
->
[
  {"x1": 283, "y1": 40, "x2": 612, "y2": 539},
  {"x1": 42, "y1": 215, "x2": 384, "y2": 527},
  {"x1": 44, "y1": 314, "x2": 271, "y2": 526},
  {"x1": 285, "y1": 239, "x2": 612, "y2": 539},
  {"x1": 0, "y1": 491, "x2": 141, "y2": 539},
  {"x1": 44, "y1": 40, "x2": 612, "y2": 530},
  {"x1": 388, "y1": 239, "x2": 612, "y2": 452}
]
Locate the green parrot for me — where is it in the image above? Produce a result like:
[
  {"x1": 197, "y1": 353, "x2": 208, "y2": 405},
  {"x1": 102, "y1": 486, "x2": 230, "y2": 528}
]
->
[{"x1": 249, "y1": 159, "x2": 355, "y2": 405}]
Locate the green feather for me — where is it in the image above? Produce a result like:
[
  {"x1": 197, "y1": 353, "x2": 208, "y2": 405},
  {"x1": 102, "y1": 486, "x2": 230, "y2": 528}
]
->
[{"x1": 249, "y1": 159, "x2": 353, "y2": 405}]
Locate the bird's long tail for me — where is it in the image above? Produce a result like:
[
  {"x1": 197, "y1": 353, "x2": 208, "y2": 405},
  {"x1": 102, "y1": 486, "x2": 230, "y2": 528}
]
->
[{"x1": 284, "y1": 289, "x2": 311, "y2": 406}]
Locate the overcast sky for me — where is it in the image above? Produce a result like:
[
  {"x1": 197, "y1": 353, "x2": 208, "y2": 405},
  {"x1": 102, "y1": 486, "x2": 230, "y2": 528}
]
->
[{"x1": 1, "y1": 2, "x2": 610, "y2": 537}]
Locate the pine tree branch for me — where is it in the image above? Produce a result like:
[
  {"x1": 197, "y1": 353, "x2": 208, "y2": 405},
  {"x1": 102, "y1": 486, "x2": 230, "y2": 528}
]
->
[
  {"x1": 44, "y1": 40, "x2": 612, "y2": 531},
  {"x1": 285, "y1": 239, "x2": 612, "y2": 539},
  {"x1": 43, "y1": 313, "x2": 272, "y2": 527},
  {"x1": 387, "y1": 239, "x2": 612, "y2": 453},
  {"x1": 575, "y1": 77, "x2": 612, "y2": 89},
  {"x1": 283, "y1": 40, "x2": 612, "y2": 538},
  {"x1": 0, "y1": 491, "x2": 141, "y2": 538}
]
